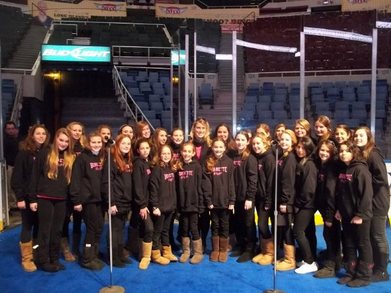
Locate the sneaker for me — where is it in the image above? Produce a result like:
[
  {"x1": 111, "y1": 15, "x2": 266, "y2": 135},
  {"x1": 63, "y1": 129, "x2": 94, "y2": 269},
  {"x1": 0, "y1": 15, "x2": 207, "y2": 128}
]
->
[
  {"x1": 296, "y1": 260, "x2": 305, "y2": 268},
  {"x1": 371, "y1": 271, "x2": 389, "y2": 282},
  {"x1": 313, "y1": 266, "x2": 335, "y2": 278},
  {"x1": 295, "y1": 262, "x2": 318, "y2": 274},
  {"x1": 347, "y1": 278, "x2": 371, "y2": 288}
]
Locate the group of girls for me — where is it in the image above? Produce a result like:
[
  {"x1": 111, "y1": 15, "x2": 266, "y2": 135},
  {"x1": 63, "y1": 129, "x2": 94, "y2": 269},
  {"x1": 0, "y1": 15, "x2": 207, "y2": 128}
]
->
[{"x1": 10, "y1": 115, "x2": 390, "y2": 288}]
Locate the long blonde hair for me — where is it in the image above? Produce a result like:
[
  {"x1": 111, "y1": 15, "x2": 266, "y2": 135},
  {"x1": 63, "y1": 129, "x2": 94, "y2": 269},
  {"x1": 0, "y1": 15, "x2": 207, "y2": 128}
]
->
[
  {"x1": 47, "y1": 128, "x2": 75, "y2": 183},
  {"x1": 189, "y1": 117, "x2": 212, "y2": 147},
  {"x1": 66, "y1": 121, "x2": 88, "y2": 150}
]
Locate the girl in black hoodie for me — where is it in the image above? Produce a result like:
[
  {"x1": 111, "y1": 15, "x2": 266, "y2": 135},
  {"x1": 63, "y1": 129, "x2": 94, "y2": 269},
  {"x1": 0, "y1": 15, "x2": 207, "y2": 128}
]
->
[
  {"x1": 176, "y1": 142, "x2": 203, "y2": 264},
  {"x1": 102, "y1": 134, "x2": 133, "y2": 268},
  {"x1": 335, "y1": 141, "x2": 373, "y2": 287},
  {"x1": 149, "y1": 144, "x2": 178, "y2": 264},
  {"x1": 12, "y1": 124, "x2": 50, "y2": 272},
  {"x1": 29, "y1": 128, "x2": 75, "y2": 272},
  {"x1": 353, "y1": 126, "x2": 390, "y2": 283},
  {"x1": 293, "y1": 136, "x2": 318, "y2": 274},
  {"x1": 251, "y1": 133, "x2": 276, "y2": 266},
  {"x1": 70, "y1": 132, "x2": 105, "y2": 270},
  {"x1": 203, "y1": 138, "x2": 235, "y2": 263},
  {"x1": 230, "y1": 130, "x2": 258, "y2": 263}
]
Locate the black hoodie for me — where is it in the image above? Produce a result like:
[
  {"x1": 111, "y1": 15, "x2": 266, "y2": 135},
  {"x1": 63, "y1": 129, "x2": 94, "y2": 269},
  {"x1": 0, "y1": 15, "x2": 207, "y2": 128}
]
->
[
  {"x1": 70, "y1": 149, "x2": 103, "y2": 205},
  {"x1": 149, "y1": 164, "x2": 177, "y2": 213},
  {"x1": 254, "y1": 149, "x2": 276, "y2": 209},
  {"x1": 295, "y1": 156, "x2": 318, "y2": 209},
  {"x1": 365, "y1": 147, "x2": 390, "y2": 217},
  {"x1": 336, "y1": 159, "x2": 373, "y2": 221},
  {"x1": 231, "y1": 151, "x2": 258, "y2": 202},
  {"x1": 132, "y1": 157, "x2": 152, "y2": 210},
  {"x1": 277, "y1": 151, "x2": 297, "y2": 210},
  {"x1": 176, "y1": 160, "x2": 203, "y2": 213}
]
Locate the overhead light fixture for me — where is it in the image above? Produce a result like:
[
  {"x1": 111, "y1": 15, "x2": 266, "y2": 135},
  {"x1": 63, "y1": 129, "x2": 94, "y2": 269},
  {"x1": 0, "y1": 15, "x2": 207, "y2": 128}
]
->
[
  {"x1": 304, "y1": 26, "x2": 372, "y2": 43},
  {"x1": 216, "y1": 54, "x2": 233, "y2": 60},
  {"x1": 236, "y1": 39, "x2": 297, "y2": 53}
]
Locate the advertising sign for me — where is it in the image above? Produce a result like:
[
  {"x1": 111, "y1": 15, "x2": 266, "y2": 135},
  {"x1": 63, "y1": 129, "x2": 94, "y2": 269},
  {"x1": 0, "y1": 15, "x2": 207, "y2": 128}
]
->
[
  {"x1": 41, "y1": 45, "x2": 111, "y2": 63},
  {"x1": 171, "y1": 49, "x2": 185, "y2": 66}
]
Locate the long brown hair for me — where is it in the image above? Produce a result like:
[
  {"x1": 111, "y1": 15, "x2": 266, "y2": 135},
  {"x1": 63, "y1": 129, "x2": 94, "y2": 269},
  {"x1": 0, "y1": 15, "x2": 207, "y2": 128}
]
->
[
  {"x1": 176, "y1": 142, "x2": 196, "y2": 171},
  {"x1": 206, "y1": 137, "x2": 226, "y2": 173},
  {"x1": 235, "y1": 130, "x2": 251, "y2": 161},
  {"x1": 20, "y1": 124, "x2": 50, "y2": 154},
  {"x1": 112, "y1": 134, "x2": 133, "y2": 173},
  {"x1": 155, "y1": 144, "x2": 176, "y2": 171},
  {"x1": 354, "y1": 126, "x2": 375, "y2": 160},
  {"x1": 47, "y1": 128, "x2": 75, "y2": 184}
]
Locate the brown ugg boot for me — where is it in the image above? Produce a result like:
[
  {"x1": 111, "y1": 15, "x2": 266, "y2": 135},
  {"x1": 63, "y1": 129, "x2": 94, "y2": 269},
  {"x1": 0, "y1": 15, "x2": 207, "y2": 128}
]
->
[
  {"x1": 275, "y1": 244, "x2": 296, "y2": 271},
  {"x1": 20, "y1": 241, "x2": 37, "y2": 272},
  {"x1": 151, "y1": 249, "x2": 170, "y2": 265},
  {"x1": 60, "y1": 237, "x2": 76, "y2": 262},
  {"x1": 162, "y1": 245, "x2": 178, "y2": 262},
  {"x1": 179, "y1": 237, "x2": 191, "y2": 263},
  {"x1": 190, "y1": 239, "x2": 204, "y2": 264},
  {"x1": 139, "y1": 242, "x2": 152, "y2": 270},
  {"x1": 253, "y1": 238, "x2": 274, "y2": 265},
  {"x1": 218, "y1": 237, "x2": 229, "y2": 263},
  {"x1": 210, "y1": 236, "x2": 220, "y2": 262}
]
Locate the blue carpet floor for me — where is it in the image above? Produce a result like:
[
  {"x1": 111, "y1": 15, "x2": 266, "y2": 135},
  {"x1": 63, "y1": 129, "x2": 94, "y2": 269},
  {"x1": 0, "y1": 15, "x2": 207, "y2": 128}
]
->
[{"x1": 0, "y1": 224, "x2": 390, "y2": 293}]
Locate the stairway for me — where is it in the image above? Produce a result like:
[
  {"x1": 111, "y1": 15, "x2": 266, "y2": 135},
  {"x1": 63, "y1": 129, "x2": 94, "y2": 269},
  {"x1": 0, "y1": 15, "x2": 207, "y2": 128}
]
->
[{"x1": 7, "y1": 24, "x2": 48, "y2": 69}]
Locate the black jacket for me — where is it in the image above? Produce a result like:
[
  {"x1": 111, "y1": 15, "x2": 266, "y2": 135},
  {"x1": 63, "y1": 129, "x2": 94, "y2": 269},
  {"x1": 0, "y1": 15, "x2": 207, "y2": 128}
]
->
[
  {"x1": 28, "y1": 148, "x2": 70, "y2": 202},
  {"x1": 70, "y1": 149, "x2": 103, "y2": 205},
  {"x1": 11, "y1": 148, "x2": 44, "y2": 202},
  {"x1": 254, "y1": 149, "x2": 276, "y2": 209},
  {"x1": 202, "y1": 154, "x2": 236, "y2": 209},
  {"x1": 365, "y1": 147, "x2": 390, "y2": 216},
  {"x1": 102, "y1": 155, "x2": 132, "y2": 213},
  {"x1": 336, "y1": 160, "x2": 373, "y2": 221},
  {"x1": 176, "y1": 160, "x2": 203, "y2": 213},
  {"x1": 132, "y1": 157, "x2": 152, "y2": 210},
  {"x1": 295, "y1": 157, "x2": 318, "y2": 209},
  {"x1": 315, "y1": 158, "x2": 338, "y2": 223},
  {"x1": 192, "y1": 138, "x2": 210, "y2": 164},
  {"x1": 277, "y1": 151, "x2": 297, "y2": 211},
  {"x1": 149, "y1": 164, "x2": 177, "y2": 213},
  {"x1": 231, "y1": 151, "x2": 258, "y2": 202}
]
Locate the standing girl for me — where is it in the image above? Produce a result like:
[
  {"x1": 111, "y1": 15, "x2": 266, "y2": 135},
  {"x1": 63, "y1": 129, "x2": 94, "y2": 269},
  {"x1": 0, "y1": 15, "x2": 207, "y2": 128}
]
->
[
  {"x1": 29, "y1": 128, "x2": 75, "y2": 272},
  {"x1": 334, "y1": 124, "x2": 352, "y2": 146},
  {"x1": 230, "y1": 131, "x2": 258, "y2": 263},
  {"x1": 203, "y1": 138, "x2": 235, "y2": 262},
  {"x1": 149, "y1": 144, "x2": 178, "y2": 264},
  {"x1": 314, "y1": 140, "x2": 341, "y2": 278},
  {"x1": 176, "y1": 142, "x2": 204, "y2": 264},
  {"x1": 70, "y1": 132, "x2": 105, "y2": 270},
  {"x1": 294, "y1": 119, "x2": 312, "y2": 139},
  {"x1": 133, "y1": 138, "x2": 154, "y2": 270},
  {"x1": 102, "y1": 134, "x2": 133, "y2": 267},
  {"x1": 170, "y1": 128, "x2": 185, "y2": 161},
  {"x1": 314, "y1": 115, "x2": 333, "y2": 144},
  {"x1": 213, "y1": 123, "x2": 236, "y2": 152},
  {"x1": 275, "y1": 129, "x2": 297, "y2": 271},
  {"x1": 335, "y1": 141, "x2": 373, "y2": 287},
  {"x1": 251, "y1": 133, "x2": 276, "y2": 266},
  {"x1": 353, "y1": 126, "x2": 390, "y2": 282},
  {"x1": 293, "y1": 136, "x2": 318, "y2": 274},
  {"x1": 12, "y1": 124, "x2": 50, "y2": 272}
]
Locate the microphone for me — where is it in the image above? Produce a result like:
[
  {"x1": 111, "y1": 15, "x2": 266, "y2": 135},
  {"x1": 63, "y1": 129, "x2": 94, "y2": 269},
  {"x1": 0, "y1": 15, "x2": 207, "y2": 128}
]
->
[{"x1": 105, "y1": 136, "x2": 115, "y2": 146}]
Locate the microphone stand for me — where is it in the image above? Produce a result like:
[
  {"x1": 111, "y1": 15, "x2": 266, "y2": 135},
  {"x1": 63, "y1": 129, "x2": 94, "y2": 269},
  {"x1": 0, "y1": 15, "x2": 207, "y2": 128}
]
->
[
  {"x1": 264, "y1": 144, "x2": 284, "y2": 293},
  {"x1": 100, "y1": 140, "x2": 124, "y2": 293}
]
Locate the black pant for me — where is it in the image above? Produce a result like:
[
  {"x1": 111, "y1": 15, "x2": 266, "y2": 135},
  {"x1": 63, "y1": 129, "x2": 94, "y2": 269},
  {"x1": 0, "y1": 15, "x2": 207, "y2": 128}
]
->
[
  {"x1": 256, "y1": 200, "x2": 273, "y2": 239},
  {"x1": 342, "y1": 219, "x2": 373, "y2": 265},
  {"x1": 210, "y1": 209, "x2": 230, "y2": 238},
  {"x1": 199, "y1": 210, "x2": 210, "y2": 245},
  {"x1": 20, "y1": 205, "x2": 38, "y2": 243},
  {"x1": 277, "y1": 212, "x2": 294, "y2": 246},
  {"x1": 111, "y1": 210, "x2": 129, "y2": 260},
  {"x1": 180, "y1": 212, "x2": 200, "y2": 240},
  {"x1": 36, "y1": 198, "x2": 66, "y2": 264},
  {"x1": 233, "y1": 201, "x2": 256, "y2": 250},
  {"x1": 82, "y1": 202, "x2": 104, "y2": 247},
  {"x1": 139, "y1": 213, "x2": 154, "y2": 243},
  {"x1": 322, "y1": 217, "x2": 341, "y2": 264},
  {"x1": 152, "y1": 211, "x2": 173, "y2": 250},
  {"x1": 370, "y1": 215, "x2": 389, "y2": 272},
  {"x1": 293, "y1": 208, "x2": 316, "y2": 263}
]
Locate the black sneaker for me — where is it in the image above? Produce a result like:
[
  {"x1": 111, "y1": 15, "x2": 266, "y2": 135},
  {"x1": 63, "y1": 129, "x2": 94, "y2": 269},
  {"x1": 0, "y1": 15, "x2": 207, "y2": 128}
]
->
[
  {"x1": 237, "y1": 251, "x2": 254, "y2": 263},
  {"x1": 371, "y1": 271, "x2": 390, "y2": 282},
  {"x1": 39, "y1": 263, "x2": 60, "y2": 273},
  {"x1": 347, "y1": 278, "x2": 371, "y2": 288}
]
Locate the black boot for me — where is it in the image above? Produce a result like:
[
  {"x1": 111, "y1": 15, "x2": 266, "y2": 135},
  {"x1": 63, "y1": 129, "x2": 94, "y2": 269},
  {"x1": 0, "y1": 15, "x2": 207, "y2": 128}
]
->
[
  {"x1": 337, "y1": 260, "x2": 356, "y2": 285},
  {"x1": 347, "y1": 261, "x2": 372, "y2": 288},
  {"x1": 81, "y1": 244, "x2": 102, "y2": 270},
  {"x1": 372, "y1": 253, "x2": 389, "y2": 282},
  {"x1": 314, "y1": 261, "x2": 336, "y2": 278}
]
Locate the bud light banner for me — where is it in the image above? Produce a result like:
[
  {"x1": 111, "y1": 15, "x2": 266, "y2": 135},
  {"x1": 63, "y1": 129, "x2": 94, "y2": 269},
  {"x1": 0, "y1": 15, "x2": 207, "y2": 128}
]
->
[{"x1": 41, "y1": 45, "x2": 111, "y2": 63}]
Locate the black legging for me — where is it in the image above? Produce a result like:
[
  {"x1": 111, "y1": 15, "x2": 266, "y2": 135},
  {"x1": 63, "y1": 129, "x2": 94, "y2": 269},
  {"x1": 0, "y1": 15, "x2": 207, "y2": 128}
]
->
[
  {"x1": 210, "y1": 209, "x2": 230, "y2": 238},
  {"x1": 293, "y1": 208, "x2": 316, "y2": 263},
  {"x1": 180, "y1": 212, "x2": 200, "y2": 240},
  {"x1": 152, "y1": 211, "x2": 174, "y2": 250},
  {"x1": 256, "y1": 199, "x2": 273, "y2": 240},
  {"x1": 232, "y1": 201, "x2": 256, "y2": 250},
  {"x1": 82, "y1": 202, "x2": 104, "y2": 246},
  {"x1": 139, "y1": 213, "x2": 154, "y2": 243},
  {"x1": 20, "y1": 205, "x2": 39, "y2": 243}
]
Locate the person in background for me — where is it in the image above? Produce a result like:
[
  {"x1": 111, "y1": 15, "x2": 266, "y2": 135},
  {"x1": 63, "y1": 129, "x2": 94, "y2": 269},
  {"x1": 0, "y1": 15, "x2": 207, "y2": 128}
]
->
[
  {"x1": 213, "y1": 123, "x2": 236, "y2": 154},
  {"x1": 102, "y1": 134, "x2": 133, "y2": 268},
  {"x1": 29, "y1": 128, "x2": 76, "y2": 272},
  {"x1": 97, "y1": 124, "x2": 112, "y2": 145},
  {"x1": 118, "y1": 123, "x2": 136, "y2": 145},
  {"x1": 273, "y1": 123, "x2": 286, "y2": 144},
  {"x1": 335, "y1": 141, "x2": 373, "y2": 288},
  {"x1": 255, "y1": 123, "x2": 272, "y2": 139},
  {"x1": 294, "y1": 119, "x2": 312, "y2": 140},
  {"x1": 334, "y1": 124, "x2": 352, "y2": 146},
  {"x1": 314, "y1": 115, "x2": 333, "y2": 144},
  {"x1": 70, "y1": 132, "x2": 105, "y2": 271},
  {"x1": 11, "y1": 124, "x2": 50, "y2": 272},
  {"x1": 4, "y1": 121, "x2": 21, "y2": 210},
  {"x1": 136, "y1": 121, "x2": 152, "y2": 140},
  {"x1": 353, "y1": 126, "x2": 390, "y2": 283},
  {"x1": 203, "y1": 138, "x2": 235, "y2": 263},
  {"x1": 170, "y1": 128, "x2": 185, "y2": 161}
]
